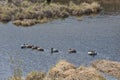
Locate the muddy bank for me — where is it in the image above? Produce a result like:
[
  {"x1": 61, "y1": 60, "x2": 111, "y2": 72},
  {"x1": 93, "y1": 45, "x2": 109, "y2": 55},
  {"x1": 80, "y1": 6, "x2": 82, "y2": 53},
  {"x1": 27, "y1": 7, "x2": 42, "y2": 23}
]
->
[{"x1": 0, "y1": 1, "x2": 101, "y2": 26}]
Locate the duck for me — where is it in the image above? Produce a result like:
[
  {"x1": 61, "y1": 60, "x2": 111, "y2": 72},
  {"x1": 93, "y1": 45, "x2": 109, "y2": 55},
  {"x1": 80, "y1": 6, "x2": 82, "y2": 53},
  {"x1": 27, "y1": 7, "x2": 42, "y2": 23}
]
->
[
  {"x1": 37, "y1": 47, "x2": 44, "y2": 51},
  {"x1": 68, "y1": 48, "x2": 77, "y2": 53},
  {"x1": 21, "y1": 44, "x2": 26, "y2": 49},
  {"x1": 51, "y1": 48, "x2": 59, "y2": 53},
  {"x1": 25, "y1": 44, "x2": 33, "y2": 48},
  {"x1": 88, "y1": 50, "x2": 97, "y2": 56},
  {"x1": 21, "y1": 44, "x2": 33, "y2": 49},
  {"x1": 32, "y1": 46, "x2": 39, "y2": 50}
]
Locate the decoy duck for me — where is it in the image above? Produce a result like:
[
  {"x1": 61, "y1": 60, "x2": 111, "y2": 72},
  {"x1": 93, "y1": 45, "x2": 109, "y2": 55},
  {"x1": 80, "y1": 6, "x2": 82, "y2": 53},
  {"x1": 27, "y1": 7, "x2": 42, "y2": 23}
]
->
[
  {"x1": 51, "y1": 48, "x2": 59, "y2": 53},
  {"x1": 68, "y1": 48, "x2": 77, "y2": 53},
  {"x1": 88, "y1": 50, "x2": 97, "y2": 56},
  {"x1": 37, "y1": 47, "x2": 44, "y2": 51}
]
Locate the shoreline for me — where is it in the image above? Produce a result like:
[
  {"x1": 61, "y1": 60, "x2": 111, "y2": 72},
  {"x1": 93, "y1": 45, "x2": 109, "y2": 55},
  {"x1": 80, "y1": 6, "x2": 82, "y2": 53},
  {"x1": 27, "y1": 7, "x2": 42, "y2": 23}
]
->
[
  {"x1": 9, "y1": 59, "x2": 120, "y2": 80},
  {"x1": 0, "y1": 1, "x2": 102, "y2": 26}
]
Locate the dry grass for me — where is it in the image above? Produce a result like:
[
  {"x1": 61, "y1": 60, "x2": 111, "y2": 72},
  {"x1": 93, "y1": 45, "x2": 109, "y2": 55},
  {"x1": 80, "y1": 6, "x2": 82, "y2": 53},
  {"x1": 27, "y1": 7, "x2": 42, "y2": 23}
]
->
[
  {"x1": 0, "y1": 1, "x2": 101, "y2": 26},
  {"x1": 65, "y1": 66, "x2": 106, "y2": 80},
  {"x1": 8, "y1": 76, "x2": 22, "y2": 80},
  {"x1": 92, "y1": 59, "x2": 120, "y2": 79},
  {"x1": 9, "y1": 60, "x2": 106, "y2": 80},
  {"x1": 45, "y1": 60, "x2": 105, "y2": 80},
  {"x1": 25, "y1": 71, "x2": 46, "y2": 80},
  {"x1": 47, "y1": 60, "x2": 76, "y2": 79},
  {"x1": 13, "y1": 19, "x2": 38, "y2": 26},
  {"x1": 69, "y1": 2, "x2": 101, "y2": 16},
  {"x1": 9, "y1": 59, "x2": 120, "y2": 80},
  {"x1": 54, "y1": 60, "x2": 76, "y2": 71}
]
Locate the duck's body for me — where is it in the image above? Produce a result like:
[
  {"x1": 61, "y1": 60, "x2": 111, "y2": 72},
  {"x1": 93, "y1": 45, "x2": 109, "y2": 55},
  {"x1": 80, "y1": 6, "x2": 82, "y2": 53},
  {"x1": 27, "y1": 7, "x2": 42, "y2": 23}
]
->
[
  {"x1": 88, "y1": 50, "x2": 97, "y2": 56},
  {"x1": 21, "y1": 44, "x2": 26, "y2": 49},
  {"x1": 68, "y1": 48, "x2": 77, "y2": 53},
  {"x1": 26, "y1": 45, "x2": 33, "y2": 48},
  {"x1": 32, "y1": 46, "x2": 39, "y2": 50},
  {"x1": 51, "y1": 48, "x2": 59, "y2": 53},
  {"x1": 21, "y1": 44, "x2": 33, "y2": 49},
  {"x1": 37, "y1": 47, "x2": 44, "y2": 51}
]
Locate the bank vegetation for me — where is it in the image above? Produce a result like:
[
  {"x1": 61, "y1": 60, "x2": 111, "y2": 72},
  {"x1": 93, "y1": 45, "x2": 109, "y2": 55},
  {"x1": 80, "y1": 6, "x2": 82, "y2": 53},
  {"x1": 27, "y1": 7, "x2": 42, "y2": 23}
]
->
[
  {"x1": 9, "y1": 59, "x2": 120, "y2": 80},
  {"x1": 0, "y1": 1, "x2": 102, "y2": 26},
  {"x1": 9, "y1": 60, "x2": 106, "y2": 80}
]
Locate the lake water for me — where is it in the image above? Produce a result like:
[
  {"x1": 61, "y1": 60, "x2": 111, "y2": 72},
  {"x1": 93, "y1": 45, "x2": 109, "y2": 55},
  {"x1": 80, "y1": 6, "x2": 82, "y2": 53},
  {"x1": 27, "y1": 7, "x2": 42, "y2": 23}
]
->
[
  {"x1": 0, "y1": 14, "x2": 120, "y2": 80},
  {"x1": 0, "y1": 2, "x2": 120, "y2": 80}
]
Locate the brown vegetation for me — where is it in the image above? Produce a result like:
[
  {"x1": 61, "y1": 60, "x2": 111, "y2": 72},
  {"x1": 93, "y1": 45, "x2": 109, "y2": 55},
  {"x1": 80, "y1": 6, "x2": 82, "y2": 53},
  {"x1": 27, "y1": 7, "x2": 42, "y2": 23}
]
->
[
  {"x1": 9, "y1": 60, "x2": 104, "y2": 80},
  {"x1": 9, "y1": 60, "x2": 106, "y2": 80},
  {"x1": 0, "y1": 1, "x2": 102, "y2": 26},
  {"x1": 92, "y1": 59, "x2": 120, "y2": 79},
  {"x1": 9, "y1": 59, "x2": 120, "y2": 80},
  {"x1": 47, "y1": 60, "x2": 76, "y2": 79},
  {"x1": 26, "y1": 71, "x2": 46, "y2": 80},
  {"x1": 64, "y1": 66, "x2": 106, "y2": 80},
  {"x1": 13, "y1": 19, "x2": 38, "y2": 26}
]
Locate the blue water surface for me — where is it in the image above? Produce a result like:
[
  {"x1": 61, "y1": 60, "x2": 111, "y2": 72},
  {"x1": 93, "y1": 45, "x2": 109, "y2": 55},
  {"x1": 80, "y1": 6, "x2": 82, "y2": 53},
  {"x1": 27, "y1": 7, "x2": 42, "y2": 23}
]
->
[{"x1": 0, "y1": 15, "x2": 120, "y2": 80}]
